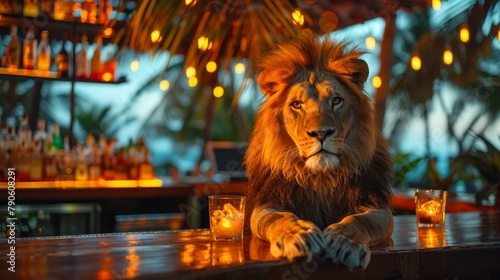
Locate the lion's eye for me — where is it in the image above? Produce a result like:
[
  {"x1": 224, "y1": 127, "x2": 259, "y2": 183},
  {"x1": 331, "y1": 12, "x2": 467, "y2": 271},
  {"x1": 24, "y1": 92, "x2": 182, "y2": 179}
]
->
[
  {"x1": 332, "y1": 97, "x2": 343, "y2": 107},
  {"x1": 290, "y1": 100, "x2": 303, "y2": 109}
]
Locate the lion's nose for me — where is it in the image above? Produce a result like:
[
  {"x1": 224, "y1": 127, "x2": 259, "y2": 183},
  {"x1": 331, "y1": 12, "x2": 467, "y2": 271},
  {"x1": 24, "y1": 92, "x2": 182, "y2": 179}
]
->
[{"x1": 307, "y1": 129, "x2": 335, "y2": 142}]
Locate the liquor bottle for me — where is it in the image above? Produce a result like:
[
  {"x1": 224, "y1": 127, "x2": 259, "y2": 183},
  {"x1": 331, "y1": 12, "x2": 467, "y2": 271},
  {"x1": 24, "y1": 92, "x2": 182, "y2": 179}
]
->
[
  {"x1": 74, "y1": 142, "x2": 89, "y2": 181},
  {"x1": 75, "y1": 33, "x2": 89, "y2": 79},
  {"x1": 137, "y1": 137, "x2": 154, "y2": 180},
  {"x1": 114, "y1": 147, "x2": 129, "y2": 180},
  {"x1": 43, "y1": 130, "x2": 57, "y2": 180},
  {"x1": 56, "y1": 33, "x2": 70, "y2": 79},
  {"x1": 82, "y1": 0, "x2": 97, "y2": 24},
  {"x1": 53, "y1": 0, "x2": 73, "y2": 21},
  {"x1": 37, "y1": 30, "x2": 51, "y2": 71},
  {"x1": 99, "y1": 0, "x2": 111, "y2": 25},
  {"x1": 23, "y1": 27, "x2": 37, "y2": 70},
  {"x1": 39, "y1": 0, "x2": 53, "y2": 18},
  {"x1": 90, "y1": 35, "x2": 102, "y2": 80},
  {"x1": 52, "y1": 122, "x2": 63, "y2": 150},
  {"x1": 23, "y1": 0, "x2": 39, "y2": 17},
  {"x1": 101, "y1": 139, "x2": 115, "y2": 180},
  {"x1": 18, "y1": 113, "x2": 32, "y2": 150},
  {"x1": 30, "y1": 138, "x2": 43, "y2": 181},
  {"x1": 4, "y1": 25, "x2": 21, "y2": 69},
  {"x1": 59, "y1": 136, "x2": 75, "y2": 180},
  {"x1": 33, "y1": 119, "x2": 47, "y2": 144},
  {"x1": 88, "y1": 145, "x2": 101, "y2": 180}
]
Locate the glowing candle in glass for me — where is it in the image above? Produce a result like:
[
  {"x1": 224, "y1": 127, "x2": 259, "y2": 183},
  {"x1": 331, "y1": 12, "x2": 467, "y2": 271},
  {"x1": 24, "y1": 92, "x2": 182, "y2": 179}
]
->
[
  {"x1": 415, "y1": 189, "x2": 447, "y2": 227},
  {"x1": 209, "y1": 195, "x2": 246, "y2": 241}
]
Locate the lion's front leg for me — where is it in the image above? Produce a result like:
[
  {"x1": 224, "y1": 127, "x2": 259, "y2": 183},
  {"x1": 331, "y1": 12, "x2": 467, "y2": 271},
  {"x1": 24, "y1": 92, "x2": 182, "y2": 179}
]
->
[
  {"x1": 250, "y1": 206, "x2": 325, "y2": 261},
  {"x1": 322, "y1": 208, "x2": 394, "y2": 269}
]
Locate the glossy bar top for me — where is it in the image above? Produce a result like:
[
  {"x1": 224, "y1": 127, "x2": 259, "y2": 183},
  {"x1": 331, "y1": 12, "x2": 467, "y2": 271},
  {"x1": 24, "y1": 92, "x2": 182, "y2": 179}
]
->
[{"x1": 1, "y1": 211, "x2": 500, "y2": 279}]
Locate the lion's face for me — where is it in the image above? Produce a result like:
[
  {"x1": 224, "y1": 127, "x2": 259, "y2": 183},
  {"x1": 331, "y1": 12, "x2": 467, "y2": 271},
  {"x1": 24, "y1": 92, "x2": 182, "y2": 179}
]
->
[
  {"x1": 245, "y1": 31, "x2": 380, "y2": 187},
  {"x1": 282, "y1": 75, "x2": 352, "y2": 172}
]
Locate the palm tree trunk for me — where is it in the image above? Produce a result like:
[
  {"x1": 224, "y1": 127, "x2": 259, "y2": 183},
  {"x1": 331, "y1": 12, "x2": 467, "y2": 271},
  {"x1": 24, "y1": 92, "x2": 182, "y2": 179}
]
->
[{"x1": 374, "y1": 11, "x2": 396, "y2": 131}]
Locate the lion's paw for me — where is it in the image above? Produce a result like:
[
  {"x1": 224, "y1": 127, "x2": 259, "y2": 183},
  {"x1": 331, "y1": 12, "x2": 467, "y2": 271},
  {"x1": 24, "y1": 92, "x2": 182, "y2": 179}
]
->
[
  {"x1": 269, "y1": 220, "x2": 324, "y2": 262},
  {"x1": 323, "y1": 225, "x2": 370, "y2": 269}
]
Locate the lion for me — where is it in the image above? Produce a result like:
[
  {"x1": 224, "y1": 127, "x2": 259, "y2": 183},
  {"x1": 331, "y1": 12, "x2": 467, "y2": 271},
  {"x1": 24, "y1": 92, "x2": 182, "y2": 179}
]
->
[{"x1": 244, "y1": 30, "x2": 394, "y2": 269}]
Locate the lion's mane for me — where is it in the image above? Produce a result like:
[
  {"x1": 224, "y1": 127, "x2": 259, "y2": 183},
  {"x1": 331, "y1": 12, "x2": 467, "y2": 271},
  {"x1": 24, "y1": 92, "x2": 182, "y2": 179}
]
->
[{"x1": 244, "y1": 31, "x2": 392, "y2": 229}]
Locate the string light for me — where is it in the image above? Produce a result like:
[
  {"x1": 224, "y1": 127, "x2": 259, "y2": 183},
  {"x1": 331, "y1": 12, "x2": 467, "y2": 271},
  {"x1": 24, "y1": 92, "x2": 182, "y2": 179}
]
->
[
  {"x1": 443, "y1": 48, "x2": 453, "y2": 65},
  {"x1": 101, "y1": 72, "x2": 112, "y2": 82},
  {"x1": 151, "y1": 30, "x2": 161, "y2": 43},
  {"x1": 159, "y1": 80, "x2": 170, "y2": 91},
  {"x1": 197, "y1": 36, "x2": 212, "y2": 51},
  {"x1": 459, "y1": 24, "x2": 469, "y2": 43},
  {"x1": 206, "y1": 61, "x2": 217, "y2": 73},
  {"x1": 103, "y1": 28, "x2": 113, "y2": 38},
  {"x1": 130, "y1": 60, "x2": 139, "y2": 72},
  {"x1": 366, "y1": 35, "x2": 376, "y2": 50},
  {"x1": 292, "y1": 9, "x2": 304, "y2": 26},
  {"x1": 432, "y1": 0, "x2": 441, "y2": 11},
  {"x1": 411, "y1": 55, "x2": 421, "y2": 71},
  {"x1": 372, "y1": 76, "x2": 382, "y2": 89},
  {"x1": 186, "y1": 66, "x2": 196, "y2": 78},
  {"x1": 213, "y1": 86, "x2": 224, "y2": 98},
  {"x1": 185, "y1": 0, "x2": 197, "y2": 6},
  {"x1": 188, "y1": 77, "x2": 198, "y2": 87},
  {"x1": 234, "y1": 62, "x2": 245, "y2": 74}
]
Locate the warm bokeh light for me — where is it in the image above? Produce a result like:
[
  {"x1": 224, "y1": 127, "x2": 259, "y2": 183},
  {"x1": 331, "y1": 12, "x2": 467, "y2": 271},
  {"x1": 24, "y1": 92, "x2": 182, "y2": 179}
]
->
[
  {"x1": 459, "y1": 24, "x2": 469, "y2": 43},
  {"x1": 185, "y1": 0, "x2": 197, "y2": 6},
  {"x1": 213, "y1": 86, "x2": 224, "y2": 98},
  {"x1": 366, "y1": 35, "x2": 376, "y2": 50},
  {"x1": 497, "y1": 26, "x2": 499, "y2": 41},
  {"x1": 159, "y1": 80, "x2": 170, "y2": 91},
  {"x1": 197, "y1": 36, "x2": 213, "y2": 51},
  {"x1": 130, "y1": 60, "x2": 139, "y2": 72},
  {"x1": 443, "y1": 49, "x2": 453, "y2": 65},
  {"x1": 234, "y1": 62, "x2": 245, "y2": 74},
  {"x1": 292, "y1": 9, "x2": 304, "y2": 26},
  {"x1": 188, "y1": 76, "x2": 198, "y2": 87},
  {"x1": 372, "y1": 76, "x2": 382, "y2": 89},
  {"x1": 151, "y1": 30, "x2": 161, "y2": 43},
  {"x1": 186, "y1": 66, "x2": 196, "y2": 78},
  {"x1": 206, "y1": 61, "x2": 217, "y2": 73},
  {"x1": 411, "y1": 55, "x2": 421, "y2": 71},
  {"x1": 103, "y1": 28, "x2": 113, "y2": 38},
  {"x1": 101, "y1": 72, "x2": 112, "y2": 82},
  {"x1": 432, "y1": 0, "x2": 441, "y2": 11}
]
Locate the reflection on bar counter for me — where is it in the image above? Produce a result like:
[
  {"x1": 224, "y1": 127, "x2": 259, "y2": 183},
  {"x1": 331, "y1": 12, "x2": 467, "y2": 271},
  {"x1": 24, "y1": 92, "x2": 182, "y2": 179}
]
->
[{"x1": 0, "y1": 116, "x2": 155, "y2": 182}]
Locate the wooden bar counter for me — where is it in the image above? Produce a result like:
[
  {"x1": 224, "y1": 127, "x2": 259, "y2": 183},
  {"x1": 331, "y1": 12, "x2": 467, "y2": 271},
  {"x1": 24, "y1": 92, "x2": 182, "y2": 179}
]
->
[{"x1": 2, "y1": 211, "x2": 500, "y2": 279}]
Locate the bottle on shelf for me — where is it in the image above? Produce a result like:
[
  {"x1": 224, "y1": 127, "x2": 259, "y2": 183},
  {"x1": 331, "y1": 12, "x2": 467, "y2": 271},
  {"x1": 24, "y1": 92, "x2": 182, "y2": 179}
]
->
[
  {"x1": 34, "y1": 119, "x2": 47, "y2": 144},
  {"x1": 37, "y1": 30, "x2": 51, "y2": 71},
  {"x1": 3, "y1": 25, "x2": 21, "y2": 69},
  {"x1": 40, "y1": 0, "x2": 54, "y2": 18},
  {"x1": 137, "y1": 137, "x2": 154, "y2": 180},
  {"x1": 30, "y1": 138, "x2": 43, "y2": 181},
  {"x1": 82, "y1": 0, "x2": 97, "y2": 24},
  {"x1": 99, "y1": 0, "x2": 111, "y2": 25},
  {"x1": 43, "y1": 130, "x2": 58, "y2": 180},
  {"x1": 74, "y1": 141, "x2": 89, "y2": 181},
  {"x1": 58, "y1": 135, "x2": 75, "y2": 180},
  {"x1": 52, "y1": 122, "x2": 63, "y2": 150},
  {"x1": 23, "y1": 0, "x2": 39, "y2": 17},
  {"x1": 0, "y1": 1, "x2": 21, "y2": 15},
  {"x1": 56, "y1": 33, "x2": 70, "y2": 79},
  {"x1": 23, "y1": 26, "x2": 37, "y2": 70},
  {"x1": 76, "y1": 33, "x2": 89, "y2": 79},
  {"x1": 53, "y1": 0, "x2": 74, "y2": 21},
  {"x1": 90, "y1": 35, "x2": 102, "y2": 80}
]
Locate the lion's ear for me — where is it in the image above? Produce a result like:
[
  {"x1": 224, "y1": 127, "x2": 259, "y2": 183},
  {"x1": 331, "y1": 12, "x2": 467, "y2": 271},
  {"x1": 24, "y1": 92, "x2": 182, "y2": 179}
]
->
[
  {"x1": 257, "y1": 69, "x2": 292, "y2": 97},
  {"x1": 329, "y1": 57, "x2": 369, "y2": 87}
]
